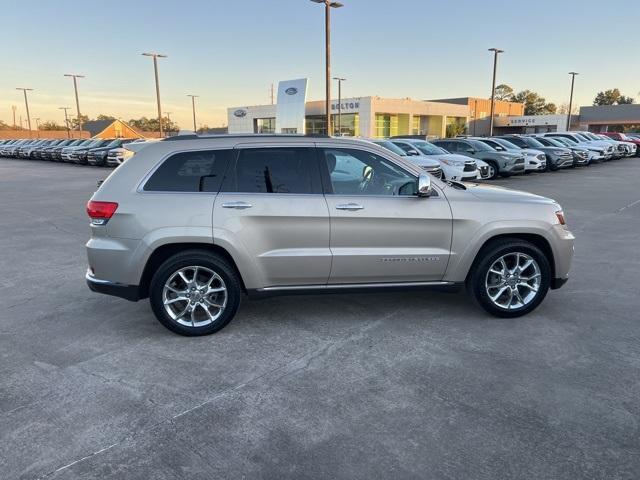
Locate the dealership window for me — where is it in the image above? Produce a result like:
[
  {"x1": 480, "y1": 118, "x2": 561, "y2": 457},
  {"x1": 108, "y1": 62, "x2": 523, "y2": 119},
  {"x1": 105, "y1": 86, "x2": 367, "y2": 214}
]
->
[
  {"x1": 306, "y1": 113, "x2": 359, "y2": 136},
  {"x1": 412, "y1": 116, "x2": 424, "y2": 135},
  {"x1": 375, "y1": 114, "x2": 398, "y2": 138},
  {"x1": 144, "y1": 150, "x2": 232, "y2": 192},
  {"x1": 254, "y1": 117, "x2": 275, "y2": 134}
]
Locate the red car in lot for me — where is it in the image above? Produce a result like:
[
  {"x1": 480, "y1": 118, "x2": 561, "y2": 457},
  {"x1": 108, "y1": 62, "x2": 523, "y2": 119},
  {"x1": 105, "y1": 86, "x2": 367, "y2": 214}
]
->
[{"x1": 600, "y1": 132, "x2": 640, "y2": 155}]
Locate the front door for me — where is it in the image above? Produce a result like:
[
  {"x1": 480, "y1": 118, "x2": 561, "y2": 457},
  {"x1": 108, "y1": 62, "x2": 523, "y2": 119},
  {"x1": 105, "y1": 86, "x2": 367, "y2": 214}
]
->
[
  {"x1": 213, "y1": 144, "x2": 331, "y2": 287},
  {"x1": 319, "y1": 146, "x2": 452, "y2": 284}
]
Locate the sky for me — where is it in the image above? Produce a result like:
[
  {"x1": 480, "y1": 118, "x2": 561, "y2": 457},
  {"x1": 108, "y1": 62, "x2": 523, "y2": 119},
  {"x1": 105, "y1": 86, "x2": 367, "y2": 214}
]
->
[{"x1": 2, "y1": 0, "x2": 640, "y2": 129}]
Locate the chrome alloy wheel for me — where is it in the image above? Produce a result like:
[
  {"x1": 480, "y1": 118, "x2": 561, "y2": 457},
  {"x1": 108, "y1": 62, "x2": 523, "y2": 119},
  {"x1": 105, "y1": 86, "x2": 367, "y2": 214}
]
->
[
  {"x1": 485, "y1": 252, "x2": 541, "y2": 310},
  {"x1": 486, "y1": 164, "x2": 497, "y2": 178},
  {"x1": 162, "y1": 266, "x2": 227, "y2": 327}
]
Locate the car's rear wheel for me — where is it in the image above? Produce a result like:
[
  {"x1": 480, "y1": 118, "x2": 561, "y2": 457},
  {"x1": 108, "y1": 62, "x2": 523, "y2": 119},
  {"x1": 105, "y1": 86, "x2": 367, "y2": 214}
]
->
[
  {"x1": 149, "y1": 250, "x2": 242, "y2": 336},
  {"x1": 469, "y1": 239, "x2": 550, "y2": 318}
]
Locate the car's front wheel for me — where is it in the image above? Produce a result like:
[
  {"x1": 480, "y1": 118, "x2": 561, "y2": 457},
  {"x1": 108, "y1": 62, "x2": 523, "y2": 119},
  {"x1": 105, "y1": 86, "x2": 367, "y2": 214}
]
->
[
  {"x1": 469, "y1": 239, "x2": 551, "y2": 318},
  {"x1": 149, "y1": 250, "x2": 242, "y2": 336},
  {"x1": 485, "y1": 161, "x2": 499, "y2": 180}
]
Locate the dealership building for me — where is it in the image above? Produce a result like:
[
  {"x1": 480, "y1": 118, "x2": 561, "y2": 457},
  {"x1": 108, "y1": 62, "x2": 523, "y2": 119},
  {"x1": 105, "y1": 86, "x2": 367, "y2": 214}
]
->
[{"x1": 228, "y1": 79, "x2": 468, "y2": 138}]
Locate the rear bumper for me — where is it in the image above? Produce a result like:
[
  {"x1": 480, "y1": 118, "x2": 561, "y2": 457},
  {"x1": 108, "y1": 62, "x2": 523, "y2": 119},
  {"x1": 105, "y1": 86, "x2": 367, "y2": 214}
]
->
[{"x1": 86, "y1": 270, "x2": 140, "y2": 301}]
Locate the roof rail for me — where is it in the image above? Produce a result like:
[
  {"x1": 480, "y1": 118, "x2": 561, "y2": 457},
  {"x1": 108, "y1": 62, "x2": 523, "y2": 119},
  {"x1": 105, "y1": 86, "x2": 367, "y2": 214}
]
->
[{"x1": 161, "y1": 133, "x2": 332, "y2": 142}]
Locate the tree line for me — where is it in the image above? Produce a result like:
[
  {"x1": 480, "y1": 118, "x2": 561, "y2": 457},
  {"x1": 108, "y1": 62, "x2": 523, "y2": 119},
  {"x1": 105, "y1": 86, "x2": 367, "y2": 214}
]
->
[
  {"x1": 493, "y1": 84, "x2": 635, "y2": 115},
  {"x1": 1, "y1": 114, "x2": 180, "y2": 132}
]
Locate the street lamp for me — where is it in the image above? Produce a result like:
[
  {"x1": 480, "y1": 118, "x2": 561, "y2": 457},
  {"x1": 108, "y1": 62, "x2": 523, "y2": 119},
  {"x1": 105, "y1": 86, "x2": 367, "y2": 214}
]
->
[
  {"x1": 187, "y1": 94, "x2": 199, "y2": 132},
  {"x1": 332, "y1": 77, "x2": 346, "y2": 135},
  {"x1": 311, "y1": 0, "x2": 343, "y2": 136},
  {"x1": 142, "y1": 52, "x2": 168, "y2": 137},
  {"x1": 567, "y1": 72, "x2": 579, "y2": 130},
  {"x1": 59, "y1": 107, "x2": 71, "y2": 138},
  {"x1": 64, "y1": 74, "x2": 85, "y2": 136},
  {"x1": 35, "y1": 118, "x2": 41, "y2": 137},
  {"x1": 11, "y1": 105, "x2": 17, "y2": 130},
  {"x1": 16, "y1": 88, "x2": 33, "y2": 133},
  {"x1": 488, "y1": 48, "x2": 504, "y2": 136}
]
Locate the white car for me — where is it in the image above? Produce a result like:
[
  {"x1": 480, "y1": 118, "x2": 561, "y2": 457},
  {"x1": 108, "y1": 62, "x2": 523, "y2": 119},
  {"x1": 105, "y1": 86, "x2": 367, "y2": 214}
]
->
[
  {"x1": 390, "y1": 138, "x2": 479, "y2": 181},
  {"x1": 474, "y1": 137, "x2": 546, "y2": 172}
]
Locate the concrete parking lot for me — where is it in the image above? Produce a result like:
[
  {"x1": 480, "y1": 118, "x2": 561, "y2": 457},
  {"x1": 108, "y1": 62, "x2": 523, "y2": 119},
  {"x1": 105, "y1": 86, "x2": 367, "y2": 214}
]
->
[{"x1": 1, "y1": 157, "x2": 639, "y2": 480}]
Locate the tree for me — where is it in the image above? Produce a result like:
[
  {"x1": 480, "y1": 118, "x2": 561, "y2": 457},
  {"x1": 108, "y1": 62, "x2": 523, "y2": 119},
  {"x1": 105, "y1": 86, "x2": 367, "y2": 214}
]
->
[
  {"x1": 593, "y1": 88, "x2": 634, "y2": 106},
  {"x1": 69, "y1": 114, "x2": 90, "y2": 130},
  {"x1": 493, "y1": 84, "x2": 514, "y2": 101},
  {"x1": 557, "y1": 102, "x2": 579, "y2": 115},
  {"x1": 511, "y1": 90, "x2": 557, "y2": 115},
  {"x1": 128, "y1": 116, "x2": 179, "y2": 132},
  {"x1": 96, "y1": 114, "x2": 117, "y2": 121},
  {"x1": 0, "y1": 120, "x2": 10, "y2": 130},
  {"x1": 446, "y1": 121, "x2": 466, "y2": 138},
  {"x1": 39, "y1": 121, "x2": 67, "y2": 131}
]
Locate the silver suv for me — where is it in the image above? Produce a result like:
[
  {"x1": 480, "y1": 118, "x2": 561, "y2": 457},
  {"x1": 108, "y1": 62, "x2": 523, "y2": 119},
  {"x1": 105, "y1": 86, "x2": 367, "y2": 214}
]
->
[{"x1": 86, "y1": 135, "x2": 574, "y2": 335}]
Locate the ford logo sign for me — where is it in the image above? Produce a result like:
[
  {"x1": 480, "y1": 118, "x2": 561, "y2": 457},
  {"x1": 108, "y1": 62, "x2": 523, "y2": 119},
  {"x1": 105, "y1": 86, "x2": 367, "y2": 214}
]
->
[
  {"x1": 233, "y1": 109, "x2": 247, "y2": 118},
  {"x1": 285, "y1": 87, "x2": 298, "y2": 95}
]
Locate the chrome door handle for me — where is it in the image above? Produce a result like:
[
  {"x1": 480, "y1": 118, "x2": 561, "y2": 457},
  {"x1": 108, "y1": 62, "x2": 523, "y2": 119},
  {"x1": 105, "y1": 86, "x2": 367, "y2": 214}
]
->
[
  {"x1": 335, "y1": 203, "x2": 364, "y2": 211},
  {"x1": 221, "y1": 201, "x2": 252, "y2": 209}
]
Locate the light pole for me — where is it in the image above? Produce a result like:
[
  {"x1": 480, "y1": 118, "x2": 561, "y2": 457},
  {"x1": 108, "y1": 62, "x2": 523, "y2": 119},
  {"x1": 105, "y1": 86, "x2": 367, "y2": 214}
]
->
[
  {"x1": 187, "y1": 94, "x2": 199, "y2": 132},
  {"x1": 35, "y1": 118, "x2": 41, "y2": 137},
  {"x1": 567, "y1": 72, "x2": 579, "y2": 130},
  {"x1": 142, "y1": 52, "x2": 168, "y2": 137},
  {"x1": 488, "y1": 48, "x2": 504, "y2": 136},
  {"x1": 311, "y1": 0, "x2": 343, "y2": 136},
  {"x1": 11, "y1": 105, "x2": 17, "y2": 130},
  {"x1": 16, "y1": 88, "x2": 33, "y2": 134},
  {"x1": 59, "y1": 107, "x2": 71, "y2": 138},
  {"x1": 64, "y1": 74, "x2": 85, "y2": 136},
  {"x1": 333, "y1": 77, "x2": 346, "y2": 135}
]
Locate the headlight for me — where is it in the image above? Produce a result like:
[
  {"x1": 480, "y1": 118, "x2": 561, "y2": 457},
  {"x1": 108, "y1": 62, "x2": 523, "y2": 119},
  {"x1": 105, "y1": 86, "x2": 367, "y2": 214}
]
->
[
  {"x1": 553, "y1": 150, "x2": 565, "y2": 155},
  {"x1": 441, "y1": 159, "x2": 464, "y2": 167}
]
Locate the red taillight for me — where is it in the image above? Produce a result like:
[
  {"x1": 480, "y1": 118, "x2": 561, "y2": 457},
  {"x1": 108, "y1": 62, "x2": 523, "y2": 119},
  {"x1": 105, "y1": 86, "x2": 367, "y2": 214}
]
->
[{"x1": 87, "y1": 201, "x2": 118, "y2": 219}]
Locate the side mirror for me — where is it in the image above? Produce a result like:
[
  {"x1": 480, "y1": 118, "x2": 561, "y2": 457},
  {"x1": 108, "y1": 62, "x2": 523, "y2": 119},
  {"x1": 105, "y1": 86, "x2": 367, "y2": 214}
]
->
[
  {"x1": 407, "y1": 150, "x2": 419, "y2": 156},
  {"x1": 417, "y1": 173, "x2": 432, "y2": 197},
  {"x1": 466, "y1": 148, "x2": 476, "y2": 154}
]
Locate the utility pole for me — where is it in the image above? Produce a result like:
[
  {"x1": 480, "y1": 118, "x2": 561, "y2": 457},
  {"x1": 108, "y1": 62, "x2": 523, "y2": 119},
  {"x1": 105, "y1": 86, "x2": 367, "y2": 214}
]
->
[
  {"x1": 64, "y1": 74, "x2": 85, "y2": 136},
  {"x1": 16, "y1": 88, "x2": 33, "y2": 134},
  {"x1": 270, "y1": 83, "x2": 275, "y2": 105},
  {"x1": 567, "y1": 72, "x2": 579, "y2": 130},
  {"x1": 187, "y1": 95, "x2": 198, "y2": 132},
  {"x1": 59, "y1": 107, "x2": 71, "y2": 138},
  {"x1": 488, "y1": 48, "x2": 504, "y2": 136},
  {"x1": 11, "y1": 105, "x2": 17, "y2": 130},
  {"x1": 311, "y1": 0, "x2": 344, "y2": 136},
  {"x1": 142, "y1": 52, "x2": 167, "y2": 137},
  {"x1": 35, "y1": 118, "x2": 41, "y2": 137},
  {"x1": 333, "y1": 77, "x2": 346, "y2": 135}
]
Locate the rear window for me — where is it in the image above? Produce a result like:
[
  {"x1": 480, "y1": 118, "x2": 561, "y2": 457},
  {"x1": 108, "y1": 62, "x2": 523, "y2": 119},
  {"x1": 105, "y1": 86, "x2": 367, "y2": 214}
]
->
[
  {"x1": 226, "y1": 147, "x2": 317, "y2": 194},
  {"x1": 144, "y1": 150, "x2": 232, "y2": 192}
]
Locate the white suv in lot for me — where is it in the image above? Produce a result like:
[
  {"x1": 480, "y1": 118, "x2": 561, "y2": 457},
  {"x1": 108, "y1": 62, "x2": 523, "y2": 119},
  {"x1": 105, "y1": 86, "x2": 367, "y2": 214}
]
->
[{"x1": 86, "y1": 135, "x2": 574, "y2": 336}]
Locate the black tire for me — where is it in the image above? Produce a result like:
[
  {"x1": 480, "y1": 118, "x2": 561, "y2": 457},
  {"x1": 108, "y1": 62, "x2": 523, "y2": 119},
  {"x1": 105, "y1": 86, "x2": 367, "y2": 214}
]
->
[
  {"x1": 468, "y1": 238, "x2": 551, "y2": 318},
  {"x1": 149, "y1": 249, "x2": 242, "y2": 336},
  {"x1": 485, "y1": 160, "x2": 499, "y2": 180}
]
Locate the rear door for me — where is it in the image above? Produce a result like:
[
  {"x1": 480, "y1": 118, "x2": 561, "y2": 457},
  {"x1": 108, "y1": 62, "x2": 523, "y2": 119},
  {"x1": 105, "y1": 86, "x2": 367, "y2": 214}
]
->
[
  {"x1": 319, "y1": 145, "x2": 452, "y2": 284},
  {"x1": 213, "y1": 143, "x2": 331, "y2": 287}
]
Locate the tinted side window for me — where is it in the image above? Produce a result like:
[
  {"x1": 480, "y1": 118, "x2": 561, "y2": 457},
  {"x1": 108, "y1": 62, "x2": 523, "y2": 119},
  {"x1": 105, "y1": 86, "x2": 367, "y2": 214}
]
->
[
  {"x1": 443, "y1": 142, "x2": 458, "y2": 152},
  {"x1": 230, "y1": 147, "x2": 317, "y2": 194},
  {"x1": 144, "y1": 150, "x2": 231, "y2": 192}
]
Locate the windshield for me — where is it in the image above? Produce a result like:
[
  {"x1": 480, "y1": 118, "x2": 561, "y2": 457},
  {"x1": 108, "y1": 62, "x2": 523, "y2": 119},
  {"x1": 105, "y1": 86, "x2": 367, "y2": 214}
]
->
[
  {"x1": 575, "y1": 133, "x2": 591, "y2": 141},
  {"x1": 490, "y1": 138, "x2": 521, "y2": 150},
  {"x1": 520, "y1": 137, "x2": 545, "y2": 148},
  {"x1": 544, "y1": 137, "x2": 567, "y2": 147},
  {"x1": 411, "y1": 141, "x2": 446, "y2": 155},
  {"x1": 105, "y1": 139, "x2": 122, "y2": 148},
  {"x1": 373, "y1": 140, "x2": 407, "y2": 156},
  {"x1": 465, "y1": 139, "x2": 493, "y2": 151}
]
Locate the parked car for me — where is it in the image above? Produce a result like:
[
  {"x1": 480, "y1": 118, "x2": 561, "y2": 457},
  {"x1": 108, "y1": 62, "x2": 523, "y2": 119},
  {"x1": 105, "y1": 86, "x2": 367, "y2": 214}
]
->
[
  {"x1": 473, "y1": 137, "x2": 547, "y2": 172},
  {"x1": 62, "y1": 139, "x2": 111, "y2": 163},
  {"x1": 540, "y1": 133, "x2": 608, "y2": 162},
  {"x1": 389, "y1": 138, "x2": 479, "y2": 181},
  {"x1": 531, "y1": 135, "x2": 590, "y2": 166},
  {"x1": 593, "y1": 133, "x2": 636, "y2": 157},
  {"x1": 50, "y1": 139, "x2": 87, "y2": 161},
  {"x1": 32, "y1": 139, "x2": 64, "y2": 159},
  {"x1": 86, "y1": 135, "x2": 574, "y2": 335},
  {"x1": 363, "y1": 139, "x2": 443, "y2": 179},
  {"x1": 87, "y1": 139, "x2": 134, "y2": 167},
  {"x1": 41, "y1": 139, "x2": 75, "y2": 160},
  {"x1": 20, "y1": 139, "x2": 51, "y2": 159},
  {"x1": 600, "y1": 132, "x2": 640, "y2": 155},
  {"x1": 431, "y1": 138, "x2": 525, "y2": 179},
  {"x1": 68, "y1": 139, "x2": 115, "y2": 164},
  {"x1": 497, "y1": 135, "x2": 574, "y2": 170},
  {"x1": 106, "y1": 139, "x2": 147, "y2": 167}
]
